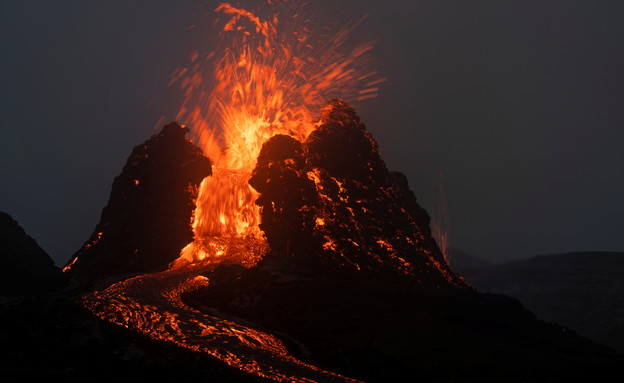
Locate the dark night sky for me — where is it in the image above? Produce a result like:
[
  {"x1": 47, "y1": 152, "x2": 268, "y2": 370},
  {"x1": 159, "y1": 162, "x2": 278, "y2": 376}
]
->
[{"x1": 1, "y1": 1, "x2": 623, "y2": 267}]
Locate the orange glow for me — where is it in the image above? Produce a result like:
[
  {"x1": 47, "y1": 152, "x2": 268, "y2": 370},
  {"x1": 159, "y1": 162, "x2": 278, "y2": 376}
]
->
[
  {"x1": 62, "y1": 257, "x2": 77, "y2": 273},
  {"x1": 170, "y1": 1, "x2": 383, "y2": 267}
]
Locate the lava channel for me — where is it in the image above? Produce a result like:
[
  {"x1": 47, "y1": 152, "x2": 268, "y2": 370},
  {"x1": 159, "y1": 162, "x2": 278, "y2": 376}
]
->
[{"x1": 82, "y1": 264, "x2": 360, "y2": 383}]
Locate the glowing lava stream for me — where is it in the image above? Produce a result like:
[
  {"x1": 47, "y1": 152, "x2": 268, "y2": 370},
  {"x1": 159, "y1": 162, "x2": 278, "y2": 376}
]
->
[{"x1": 83, "y1": 264, "x2": 360, "y2": 383}]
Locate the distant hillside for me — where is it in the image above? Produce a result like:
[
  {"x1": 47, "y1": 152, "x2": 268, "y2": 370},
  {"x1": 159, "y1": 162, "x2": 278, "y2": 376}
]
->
[
  {"x1": 447, "y1": 248, "x2": 493, "y2": 273},
  {"x1": 464, "y1": 252, "x2": 624, "y2": 351}
]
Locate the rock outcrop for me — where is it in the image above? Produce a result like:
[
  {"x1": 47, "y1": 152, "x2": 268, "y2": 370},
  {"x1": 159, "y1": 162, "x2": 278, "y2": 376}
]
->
[
  {"x1": 63, "y1": 122, "x2": 211, "y2": 286},
  {"x1": 0, "y1": 212, "x2": 67, "y2": 296}
]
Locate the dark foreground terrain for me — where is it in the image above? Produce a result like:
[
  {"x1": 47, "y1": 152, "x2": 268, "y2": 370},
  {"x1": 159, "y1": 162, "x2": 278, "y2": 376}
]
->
[
  {"x1": 0, "y1": 292, "x2": 269, "y2": 383},
  {"x1": 181, "y1": 260, "x2": 620, "y2": 382},
  {"x1": 1, "y1": 264, "x2": 621, "y2": 383}
]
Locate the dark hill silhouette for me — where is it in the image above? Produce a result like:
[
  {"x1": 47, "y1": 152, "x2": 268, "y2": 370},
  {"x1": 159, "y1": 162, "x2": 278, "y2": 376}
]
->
[{"x1": 0, "y1": 212, "x2": 67, "y2": 296}]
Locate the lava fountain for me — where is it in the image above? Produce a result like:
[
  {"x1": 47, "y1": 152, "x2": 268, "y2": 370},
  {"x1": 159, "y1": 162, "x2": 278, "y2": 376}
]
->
[{"x1": 170, "y1": 1, "x2": 384, "y2": 267}]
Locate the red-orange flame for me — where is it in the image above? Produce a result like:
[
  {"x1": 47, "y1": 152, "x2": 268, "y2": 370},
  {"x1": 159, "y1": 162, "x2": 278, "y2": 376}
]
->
[{"x1": 170, "y1": 1, "x2": 383, "y2": 267}]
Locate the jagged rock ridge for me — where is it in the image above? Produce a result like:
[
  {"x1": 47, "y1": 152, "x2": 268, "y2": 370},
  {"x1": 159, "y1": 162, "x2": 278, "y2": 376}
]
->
[{"x1": 63, "y1": 122, "x2": 211, "y2": 285}]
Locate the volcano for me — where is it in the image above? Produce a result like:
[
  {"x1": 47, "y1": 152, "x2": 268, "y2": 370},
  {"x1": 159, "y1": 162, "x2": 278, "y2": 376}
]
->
[{"x1": 34, "y1": 100, "x2": 616, "y2": 382}]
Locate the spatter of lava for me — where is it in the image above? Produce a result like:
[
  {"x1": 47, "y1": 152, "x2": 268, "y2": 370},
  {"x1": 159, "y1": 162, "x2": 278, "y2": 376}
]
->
[{"x1": 169, "y1": 1, "x2": 384, "y2": 267}]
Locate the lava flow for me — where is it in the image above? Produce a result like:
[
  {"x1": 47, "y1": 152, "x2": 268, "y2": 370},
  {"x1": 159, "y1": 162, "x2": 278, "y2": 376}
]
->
[
  {"x1": 171, "y1": 1, "x2": 384, "y2": 267},
  {"x1": 82, "y1": 265, "x2": 359, "y2": 383}
]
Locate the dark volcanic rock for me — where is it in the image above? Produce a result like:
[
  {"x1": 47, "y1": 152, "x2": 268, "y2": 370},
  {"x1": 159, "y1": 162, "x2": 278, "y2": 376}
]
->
[
  {"x1": 464, "y1": 251, "x2": 624, "y2": 352},
  {"x1": 250, "y1": 99, "x2": 464, "y2": 287},
  {"x1": 0, "y1": 212, "x2": 67, "y2": 296},
  {"x1": 63, "y1": 122, "x2": 211, "y2": 287}
]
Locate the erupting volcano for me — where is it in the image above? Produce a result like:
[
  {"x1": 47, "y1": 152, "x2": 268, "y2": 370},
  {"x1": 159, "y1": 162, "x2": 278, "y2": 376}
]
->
[{"x1": 65, "y1": 3, "x2": 466, "y2": 377}]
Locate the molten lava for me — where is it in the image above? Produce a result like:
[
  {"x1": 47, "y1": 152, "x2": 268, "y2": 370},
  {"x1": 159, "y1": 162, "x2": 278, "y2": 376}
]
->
[{"x1": 170, "y1": 1, "x2": 383, "y2": 267}]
